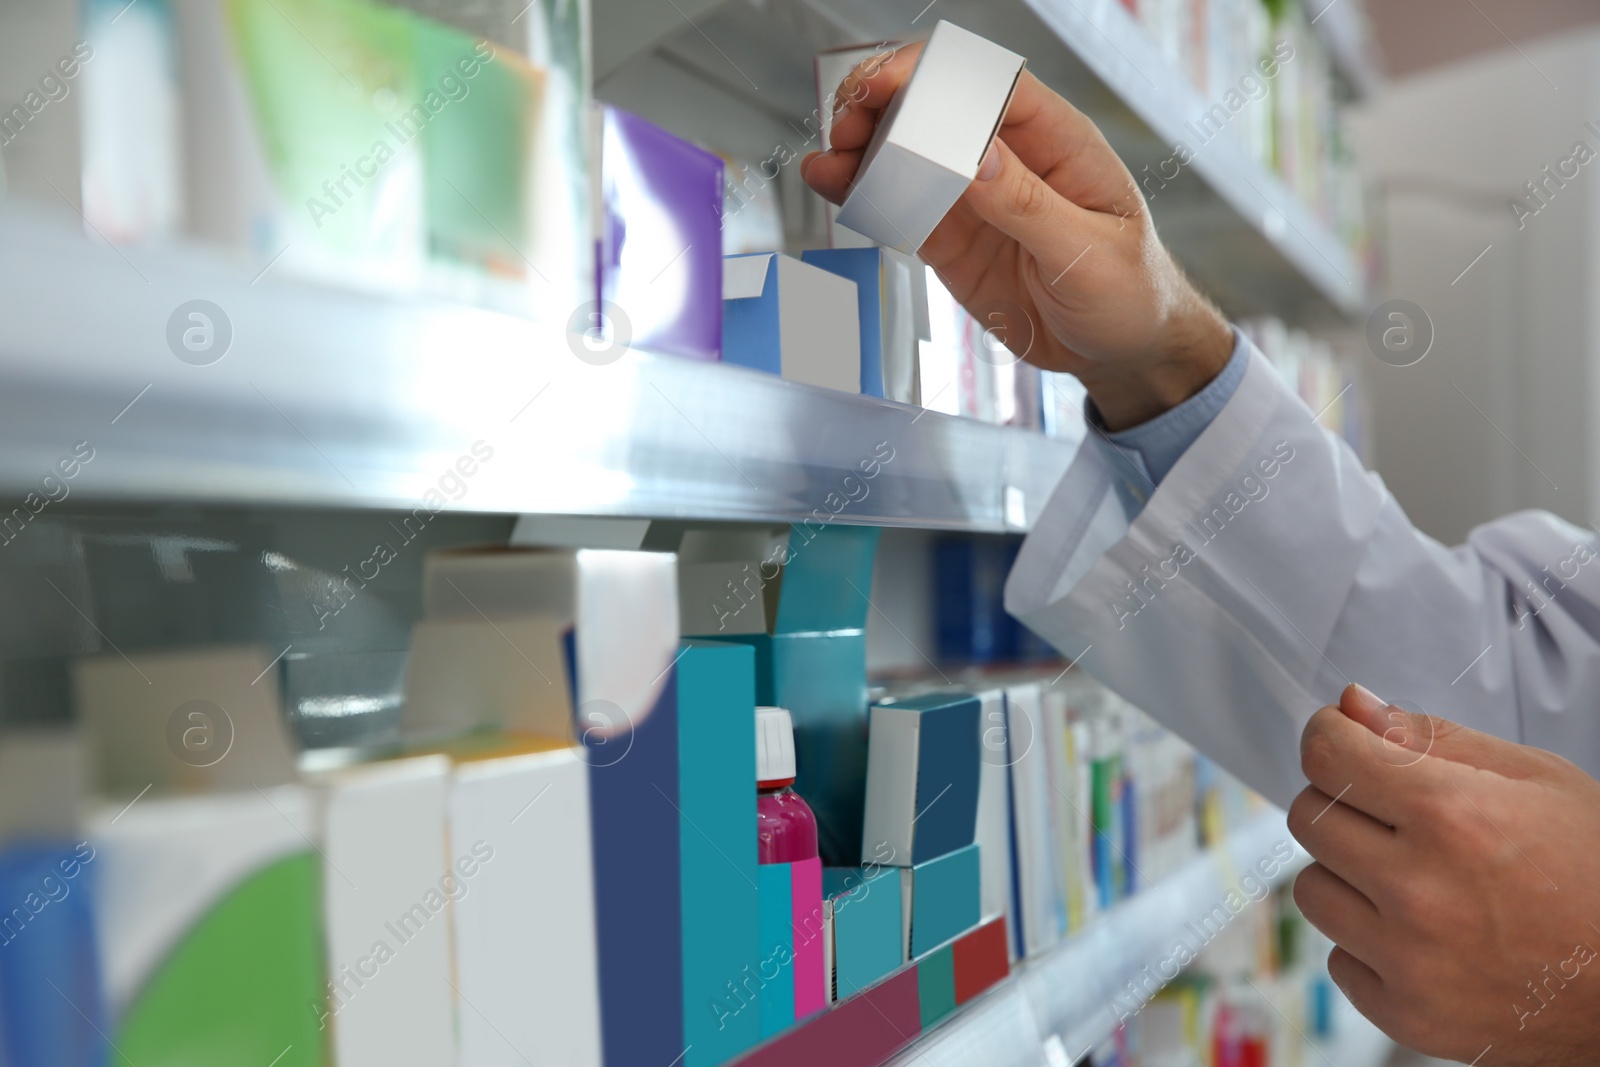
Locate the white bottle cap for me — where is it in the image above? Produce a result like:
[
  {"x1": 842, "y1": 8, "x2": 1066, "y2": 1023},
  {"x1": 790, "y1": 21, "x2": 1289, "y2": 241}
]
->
[{"x1": 755, "y1": 706, "x2": 796, "y2": 786}]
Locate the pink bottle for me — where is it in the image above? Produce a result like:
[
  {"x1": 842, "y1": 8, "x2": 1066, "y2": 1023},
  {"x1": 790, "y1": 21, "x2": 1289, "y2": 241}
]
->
[{"x1": 756, "y1": 706, "x2": 826, "y2": 1019}]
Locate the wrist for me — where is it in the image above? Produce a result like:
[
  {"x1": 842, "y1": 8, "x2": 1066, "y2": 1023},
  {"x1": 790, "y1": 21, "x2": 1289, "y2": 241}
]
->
[{"x1": 1082, "y1": 301, "x2": 1233, "y2": 432}]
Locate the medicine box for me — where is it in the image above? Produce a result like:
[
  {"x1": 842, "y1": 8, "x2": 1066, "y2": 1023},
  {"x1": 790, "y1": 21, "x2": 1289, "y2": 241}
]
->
[
  {"x1": 1004, "y1": 680, "x2": 1065, "y2": 957},
  {"x1": 757, "y1": 862, "x2": 796, "y2": 1039},
  {"x1": 862, "y1": 692, "x2": 981, "y2": 866},
  {"x1": 0, "y1": 840, "x2": 105, "y2": 1067},
  {"x1": 449, "y1": 742, "x2": 604, "y2": 1067},
  {"x1": 835, "y1": 21, "x2": 1025, "y2": 254},
  {"x1": 824, "y1": 864, "x2": 904, "y2": 998},
  {"x1": 801, "y1": 247, "x2": 921, "y2": 402},
  {"x1": 88, "y1": 788, "x2": 325, "y2": 1065},
  {"x1": 723, "y1": 253, "x2": 862, "y2": 394},
  {"x1": 900, "y1": 841, "x2": 981, "y2": 959},
  {"x1": 599, "y1": 105, "x2": 725, "y2": 363},
  {"x1": 677, "y1": 641, "x2": 763, "y2": 1065},
  {"x1": 971, "y1": 687, "x2": 1020, "y2": 960},
  {"x1": 305, "y1": 755, "x2": 456, "y2": 1067}
]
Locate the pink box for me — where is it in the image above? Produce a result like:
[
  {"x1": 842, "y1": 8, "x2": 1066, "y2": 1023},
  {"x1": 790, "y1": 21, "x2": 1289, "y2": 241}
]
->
[{"x1": 791, "y1": 856, "x2": 826, "y2": 1019}]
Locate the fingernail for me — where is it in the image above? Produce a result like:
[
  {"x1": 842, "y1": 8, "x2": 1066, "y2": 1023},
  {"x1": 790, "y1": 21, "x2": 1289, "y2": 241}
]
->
[
  {"x1": 1347, "y1": 684, "x2": 1385, "y2": 714},
  {"x1": 977, "y1": 143, "x2": 1001, "y2": 182}
]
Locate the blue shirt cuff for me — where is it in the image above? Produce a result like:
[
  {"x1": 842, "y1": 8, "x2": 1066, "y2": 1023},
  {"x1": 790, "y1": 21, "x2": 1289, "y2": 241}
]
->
[{"x1": 1086, "y1": 327, "x2": 1251, "y2": 515}]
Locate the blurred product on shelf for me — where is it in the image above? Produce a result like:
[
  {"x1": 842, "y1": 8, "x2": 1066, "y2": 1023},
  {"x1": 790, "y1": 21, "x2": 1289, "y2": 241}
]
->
[
  {"x1": 0, "y1": 1, "x2": 180, "y2": 241},
  {"x1": 721, "y1": 155, "x2": 787, "y2": 256},
  {"x1": 0, "y1": 0, "x2": 591, "y2": 319},
  {"x1": 922, "y1": 266, "x2": 1047, "y2": 427},
  {"x1": 834, "y1": 22, "x2": 1025, "y2": 256},
  {"x1": 933, "y1": 536, "x2": 1056, "y2": 666},
  {"x1": 801, "y1": 247, "x2": 924, "y2": 402},
  {"x1": 1241, "y1": 315, "x2": 1366, "y2": 456},
  {"x1": 722, "y1": 252, "x2": 862, "y2": 393},
  {"x1": 1130, "y1": 0, "x2": 1371, "y2": 259},
  {"x1": 598, "y1": 105, "x2": 725, "y2": 362}
]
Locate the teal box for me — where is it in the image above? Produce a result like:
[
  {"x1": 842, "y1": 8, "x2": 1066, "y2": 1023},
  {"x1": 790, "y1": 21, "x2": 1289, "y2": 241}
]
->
[
  {"x1": 721, "y1": 631, "x2": 869, "y2": 867},
  {"x1": 758, "y1": 862, "x2": 796, "y2": 1038},
  {"x1": 825, "y1": 865, "x2": 904, "y2": 999},
  {"x1": 771, "y1": 524, "x2": 880, "y2": 633},
  {"x1": 916, "y1": 943, "x2": 957, "y2": 1028},
  {"x1": 909, "y1": 843, "x2": 981, "y2": 958},
  {"x1": 677, "y1": 640, "x2": 762, "y2": 1064}
]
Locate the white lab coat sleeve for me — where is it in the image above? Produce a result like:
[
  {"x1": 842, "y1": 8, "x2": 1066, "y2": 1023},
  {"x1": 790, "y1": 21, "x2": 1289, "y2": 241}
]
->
[{"x1": 1005, "y1": 345, "x2": 1600, "y2": 810}]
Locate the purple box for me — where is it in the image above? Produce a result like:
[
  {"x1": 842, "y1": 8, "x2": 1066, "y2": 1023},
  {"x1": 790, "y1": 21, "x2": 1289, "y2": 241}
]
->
[{"x1": 600, "y1": 107, "x2": 725, "y2": 362}]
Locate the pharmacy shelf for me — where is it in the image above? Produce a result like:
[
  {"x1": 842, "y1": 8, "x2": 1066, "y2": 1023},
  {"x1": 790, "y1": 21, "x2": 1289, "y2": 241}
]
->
[
  {"x1": 0, "y1": 206, "x2": 1075, "y2": 529},
  {"x1": 881, "y1": 809, "x2": 1302, "y2": 1066},
  {"x1": 631, "y1": 0, "x2": 1368, "y2": 324},
  {"x1": 1308, "y1": 0, "x2": 1384, "y2": 100}
]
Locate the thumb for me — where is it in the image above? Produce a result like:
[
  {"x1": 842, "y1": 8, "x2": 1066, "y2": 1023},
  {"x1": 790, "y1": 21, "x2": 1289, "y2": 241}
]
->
[
  {"x1": 1339, "y1": 683, "x2": 1550, "y2": 780},
  {"x1": 961, "y1": 137, "x2": 1097, "y2": 284}
]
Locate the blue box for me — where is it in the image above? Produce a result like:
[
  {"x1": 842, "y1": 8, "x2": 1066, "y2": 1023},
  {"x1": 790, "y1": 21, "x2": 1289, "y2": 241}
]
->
[
  {"x1": 587, "y1": 670, "x2": 684, "y2": 1066},
  {"x1": 907, "y1": 843, "x2": 981, "y2": 958},
  {"x1": 720, "y1": 632, "x2": 869, "y2": 867},
  {"x1": 757, "y1": 863, "x2": 795, "y2": 1038},
  {"x1": 863, "y1": 692, "x2": 981, "y2": 865},
  {"x1": 825, "y1": 865, "x2": 904, "y2": 999},
  {"x1": 722, "y1": 253, "x2": 861, "y2": 393},
  {"x1": 0, "y1": 841, "x2": 105, "y2": 1067},
  {"x1": 677, "y1": 641, "x2": 762, "y2": 1064}
]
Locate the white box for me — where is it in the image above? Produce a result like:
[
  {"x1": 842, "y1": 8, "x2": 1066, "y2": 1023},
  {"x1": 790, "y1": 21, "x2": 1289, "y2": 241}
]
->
[
  {"x1": 972, "y1": 688, "x2": 1018, "y2": 960},
  {"x1": 835, "y1": 21, "x2": 1024, "y2": 254},
  {"x1": 418, "y1": 548, "x2": 679, "y2": 735},
  {"x1": 449, "y1": 746, "x2": 603, "y2": 1067},
  {"x1": 307, "y1": 756, "x2": 456, "y2": 1067}
]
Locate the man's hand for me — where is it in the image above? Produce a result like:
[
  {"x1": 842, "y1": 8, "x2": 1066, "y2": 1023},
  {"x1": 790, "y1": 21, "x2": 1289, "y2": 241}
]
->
[
  {"x1": 1289, "y1": 684, "x2": 1600, "y2": 1064},
  {"x1": 802, "y1": 45, "x2": 1233, "y2": 431}
]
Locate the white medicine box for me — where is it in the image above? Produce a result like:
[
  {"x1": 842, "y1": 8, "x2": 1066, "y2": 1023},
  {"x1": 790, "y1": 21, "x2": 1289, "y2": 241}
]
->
[{"x1": 835, "y1": 21, "x2": 1025, "y2": 254}]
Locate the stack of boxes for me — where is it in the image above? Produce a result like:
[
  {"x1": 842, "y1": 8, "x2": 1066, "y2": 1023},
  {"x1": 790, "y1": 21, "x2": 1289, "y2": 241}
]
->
[{"x1": 0, "y1": 522, "x2": 1277, "y2": 1066}]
